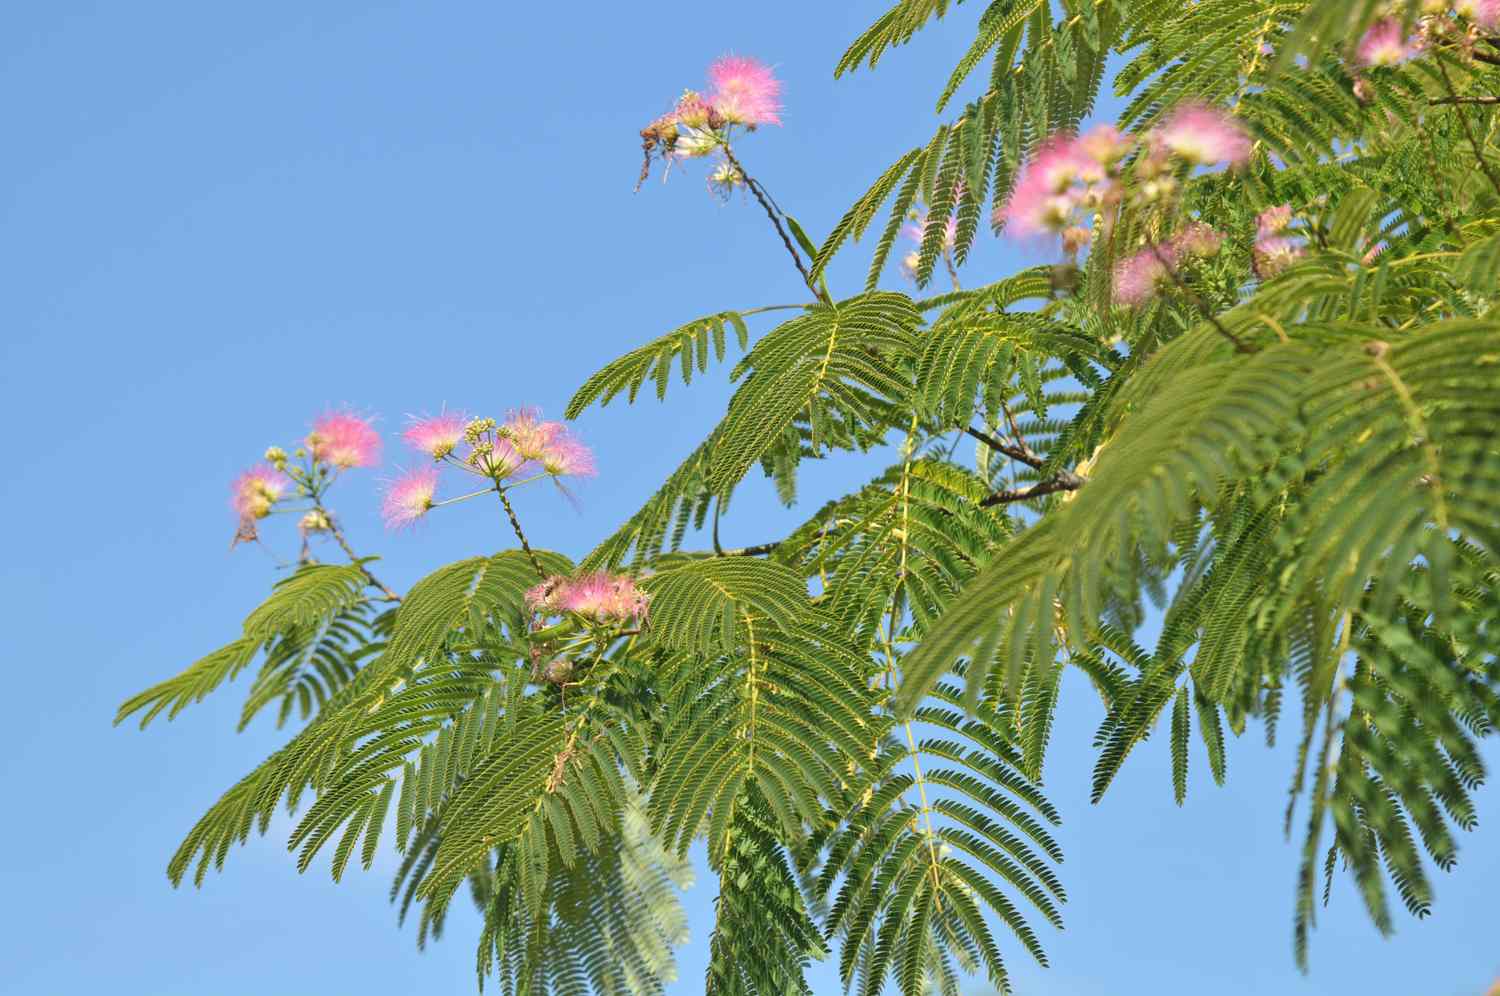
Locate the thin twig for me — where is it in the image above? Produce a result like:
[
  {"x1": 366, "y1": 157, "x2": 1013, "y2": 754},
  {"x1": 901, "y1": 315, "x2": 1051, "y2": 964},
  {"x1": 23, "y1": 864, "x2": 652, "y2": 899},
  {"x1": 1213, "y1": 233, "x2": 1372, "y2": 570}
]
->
[
  {"x1": 318, "y1": 505, "x2": 401, "y2": 601},
  {"x1": 999, "y1": 400, "x2": 1032, "y2": 458},
  {"x1": 1430, "y1": 95, "x2": 1500, "y2": 105},
  {"x1": 979, "y1": 478, "x2": 1080, "y2": 507},
  {"x1": 717, "y1": 542, "x2": 780, "y2": 557},
  {"x1": 942, "y1": 247, "x2": 961, "y2": 292},
  {"x1": 963, "y1": 423, "x2": 1085, "y2": 490},
  {"x1": 1150, "y1": 244, "x2": 1254, "y2": 353},
  {"x1": 719, "y1": 143, "x2": 831, "y2": 305},
  {"x1": 963, "y1": 425, "x2": 1045, "y2": 471},
  {"x1": 1435, "y1": 56, "x2": 1500, "y2": 200},
  {"x1": 497, "y1": 489, "x2": 547, "y2": 579}
]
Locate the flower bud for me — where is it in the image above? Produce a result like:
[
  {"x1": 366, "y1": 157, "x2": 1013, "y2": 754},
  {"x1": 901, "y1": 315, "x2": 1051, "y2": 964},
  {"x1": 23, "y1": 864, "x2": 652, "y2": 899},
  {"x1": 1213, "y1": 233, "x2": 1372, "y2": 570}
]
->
[
  {"x1": 463, "y1": 418, "x2": 494, "y2": 446},
  {"x1": 299, "y1": 510, "x2": 330, "y2": 534},
  {"x1": 1061, "y1": 226, "x2": 1093, "y2": 255}
]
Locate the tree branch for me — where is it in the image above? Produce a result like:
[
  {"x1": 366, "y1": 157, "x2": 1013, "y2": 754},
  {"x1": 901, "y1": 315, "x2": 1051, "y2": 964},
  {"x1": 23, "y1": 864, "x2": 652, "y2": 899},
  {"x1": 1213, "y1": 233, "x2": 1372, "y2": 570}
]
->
[
  {"x1": 979, "y1": 477, "x2": 1081, "y2": 507},
  {"x1": 1435, "y1": 57, "x2": 1500, "y2": 200},
  {"x1": 719, "y1": 143, "x2": 831, "y2": 305},
  {"x1": 716, "y1": 542, "x2": 780, "y2": 557},
  {"x1": 312, "y1": 497, "x2": 401, "y2": 601},
  {"x1": 1151, "y1": 244, "x2": 1254, "y2": 353},
  {"x1": 963, "y1": 423, "x2": 1084, "y2": 489},
  {"x1": 963, "y1": 424, "x2": 1045, "y2": 470},
  {"x1": 497, "y1": 489, "x2": 547, "y2": 580}
]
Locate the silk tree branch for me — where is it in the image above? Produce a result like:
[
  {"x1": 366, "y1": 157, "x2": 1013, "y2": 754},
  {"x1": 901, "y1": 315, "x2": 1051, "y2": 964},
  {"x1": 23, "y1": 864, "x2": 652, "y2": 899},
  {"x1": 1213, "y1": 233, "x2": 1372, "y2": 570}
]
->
[
  {"x1": 963, "y1": 424, "x2": 1085, "y2": 501},
  {"x1": 963, "y1": 424, "x2": 1046, "y2": 470},
  {"x1": 310, "y1": 495, "x2": 401, "y2": 602},
  {"x1": 496, "y1": 489, "x2": 547, "y2": 580},
  {"x1": 1150, "y1": 244, "x2": 1253, "y2": 353},
  {"x1": 719, "y1": 143, "x2": 832, "y2": 305},
  {"x1": 980, "y1": 477, "x2": 1081, "y2": 507},
  {"x1": 1435, "y1": 56, "x2": 1500, "y2": 200}
]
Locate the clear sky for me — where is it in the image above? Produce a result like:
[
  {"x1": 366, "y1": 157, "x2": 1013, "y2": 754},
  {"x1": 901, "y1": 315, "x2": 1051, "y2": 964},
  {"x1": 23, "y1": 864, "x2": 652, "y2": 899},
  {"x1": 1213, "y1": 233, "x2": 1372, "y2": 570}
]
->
[{"x1": 1, "y1": 3, "x2": 1495, "y2": 994}]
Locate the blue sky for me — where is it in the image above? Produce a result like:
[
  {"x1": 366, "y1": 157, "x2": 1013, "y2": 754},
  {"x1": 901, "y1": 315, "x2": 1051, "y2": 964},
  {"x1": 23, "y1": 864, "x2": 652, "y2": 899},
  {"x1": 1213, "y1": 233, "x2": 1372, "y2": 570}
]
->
[{"x1": 1, "y1": 3, "x2": 1495, "y2": 993}]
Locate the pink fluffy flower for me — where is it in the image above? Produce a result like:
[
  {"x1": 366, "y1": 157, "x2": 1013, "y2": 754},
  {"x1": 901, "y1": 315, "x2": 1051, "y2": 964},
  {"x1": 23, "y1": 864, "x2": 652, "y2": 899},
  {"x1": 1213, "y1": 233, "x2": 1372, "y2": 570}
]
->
[
  {"x1": 1473, "y1": 0, "x2": 1500, "y2": 31},
  {"x1": 308, "y1": 411, "x2": 381, "y2": 470},
  {"x1": 561, "y1": 573, "x2": 650, "y2": 623},
  {"x1": 1256, "y1": 204, "x2": 1293, "y2": 239},
  {"x1": 1355, "y1": 18, "x2": 1416, "y2": 67},
  {"x1": 231, "y1": 464, "x2": 289, "y2": 521},
  {"x1": 707, "y1": 55, "x2": 783, "y2": 127},
  {"x1": 540, "y1": 432, "x2": 596, "y2": 478},
  {"x1": 525, "y1": 576, "x2": 570, "y2": 615},
  {"x1": 527, "y1": 572, "x2": 649, "y2": 624},
  {"x1": 1113, "y1": 245, "x2": 1176, "y2": 308},
  {"x1": 1253, "y1": 235, "x2": 1305, "y2": 279},
  {"x1": 898, "y1": 211, "x2": 960, "y2": 278},
  {"x1": 502, "y1": 408, "x2": 594, "y2": 478},
  {"x1": 503, "y1": 407, "x2": 561, "y2": 461},
  {"x1": 1001, "y1": 141, "x2": 1083, "y2": 236},
  {"x1": 382, "y1": 467, "x2": 439, "y2": 529},
  {"x1": 1170, "y1": 221, "x2": 1224, "y2": 259},
  {"x1": 899, "y1": 250, "x2": 922, "y2": 281},
  {"x1": 999, "y1": 131, "x2": 1123, "y2": 237},
  {"x1": 403, "y1": 412, "x2": 467, "y2": 460},
  {"x1": 902, "y1": 213, "x2": 959, "y2": 251},
  {"x1": 1155, "y1": 104, "x2": 1251, "y2": 167},
  {"x1": 1077, "y1": 124, "x2": 1132, "y2": 167},
  {"x1": 475, "y1": 437, "x2": 530, "y2": 480}
]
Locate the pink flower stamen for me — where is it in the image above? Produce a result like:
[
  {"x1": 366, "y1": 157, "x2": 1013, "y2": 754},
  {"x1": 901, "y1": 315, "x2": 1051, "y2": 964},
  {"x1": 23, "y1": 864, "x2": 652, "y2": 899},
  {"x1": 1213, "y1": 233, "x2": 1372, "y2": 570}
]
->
[
  {"x1": 403, "y1": 412, "x2": 468, "y2": 460},
  {"x1": 231, "y1": 464, "x2": 289, "y2": 522},
  {"x1": 707, "y1": 55, "x2": 783, "y2": 127},
  {"x1": 1355, "y1": 18, "x2": 1417, "y2": 67},
  {"x1": 308, "y1": 411, "x2": 381, "y2": 470},
  {"x1": 526, "y1": 572, "x2": 649, "y2": 625},
  {"x1": 1155, "y1": 104, "x2": 1251, "y2": 168},
  {"x1": 382, "y1": 467, "x2": 439, "y2": 529},
  {"x1": 1112, "y1": 245, "x2": 1177, "y2": 308}
]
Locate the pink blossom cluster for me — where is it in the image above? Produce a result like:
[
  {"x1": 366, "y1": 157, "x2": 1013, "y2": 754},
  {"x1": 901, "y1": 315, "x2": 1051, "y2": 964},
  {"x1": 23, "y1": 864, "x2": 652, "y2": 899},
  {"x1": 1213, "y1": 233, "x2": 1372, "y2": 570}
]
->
[
  {"x1": 1151, "y1": 106, "x2": 1252, "y2": 169},
  {"x1": 307, "y1": 411, "x2": 381, "y2": 470},
  {"x1": 1355, "y1": 18, "x2": 1423, "y2": 67},
  {"x1": 526, "y1": 572, "x2": 650, "y2": 625},
  {"x1": 1455, "y1": 0, "x2": 1500, "y2": 29},
  {"x1": 999, "y1": 105, "x2": 1249, "y2": 252},
  {"x1": 1252, "y1": 204, "x2": 1305, "y2": 279},
  {"x1": 638, "y1": 56, "x2": 782, "y2": 188},
  {"x1": 1354, "y1": 3, "x2": 1500, "y2": 73},
  {"x1": 1000, "y1": 126, "x2": 1130, "y2": 242},
  {"x1": 1112, "y1": 221, "x2": 1226, "y2": 308},
  {"x1": 383, "y1": 407, "x2": 594, "y2": 529},
  {"x1": 401, "y1": 411, "x2": 466, "y2": 460},
  {"x1": 706, "y1": 56, "x2": 783, "y2": 128},
  {"x1": 229, "y1": 410, "x2": 381, "y2": 540},
  {"x1": 232, "y1": 464, "x2": 289, "y2": 524}
]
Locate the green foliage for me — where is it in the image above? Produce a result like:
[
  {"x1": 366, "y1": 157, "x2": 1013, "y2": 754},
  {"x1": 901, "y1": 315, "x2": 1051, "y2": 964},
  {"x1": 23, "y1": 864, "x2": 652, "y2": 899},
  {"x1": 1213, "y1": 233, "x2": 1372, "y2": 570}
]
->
[
  {"x1": 124, "y1": 0, "x2": 1500, "y2": 992},
  {"x1": 565, "y1": 308, "x2": 763, "y2": 419},
  {"x1": 821, "y1": 675, "x2": 1063, "y2": 996},
  {"x1": 115, "y1": 562, "x2": 376, "y2": 729},
  {"x1": 705, "y1": 796, "x2": 825, "y2": 996},
  {"x1": 708, "y1": 292, "x2": 920, "y2": 497}
]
